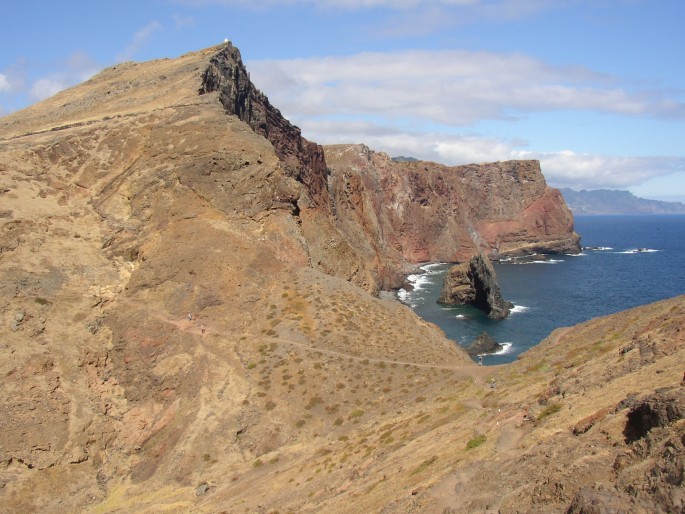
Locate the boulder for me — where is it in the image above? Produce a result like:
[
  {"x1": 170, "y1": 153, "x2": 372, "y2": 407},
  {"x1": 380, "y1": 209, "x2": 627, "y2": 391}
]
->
[
  {"x1": 623, "y1": 386, "x2": 685, "y2": 442},
  {"x1": 465, "y1": 332, "x2": 503, "y2": 356},
  {"x1": 437, "y1": 253, "x2": 513, "y2": 319}
]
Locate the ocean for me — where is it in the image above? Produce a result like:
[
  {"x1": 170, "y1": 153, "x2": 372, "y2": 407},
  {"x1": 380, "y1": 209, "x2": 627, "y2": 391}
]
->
[{"x1": 399, "y1": 215, "x2": 685, "y2": 365}]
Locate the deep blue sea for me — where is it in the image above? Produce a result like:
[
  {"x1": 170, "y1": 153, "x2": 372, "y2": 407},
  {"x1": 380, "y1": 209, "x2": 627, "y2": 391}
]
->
[{"x1": 399, "y1": 215, "x2": 685, "y2": 365}]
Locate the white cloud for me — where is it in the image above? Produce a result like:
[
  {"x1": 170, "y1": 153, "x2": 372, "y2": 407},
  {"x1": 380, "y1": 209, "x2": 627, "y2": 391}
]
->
[
  {"x1": 0, "y1": 68, "x2": 25, "y2": 95},
  {"x1": 176, "y1": 0, "x2": 557, "y2": 13},
  {"x1": 26, "y1": 51, "x2": 101, "y2": 102},
  {"x1": 172, "y1": 13, "x2": 196, "y2": 27},
  {"x1": 248, "y1": 48, "x2": 684, "y2": 192},
  {"x1": 294, "y1": 118, "x2": 684, "y2": 191},
  {"x1": 29, "y1": 78, "x2": 65, "y2": 102},
  {"x1": 533, "y1": 152, "x2": 685, "y2": 190},
  {"x1": 0, "y1": 74, "x2": 10, "y2": 92},
  {"x1": 249, "y1": 50, "x2": 682, "y2": 126},
  {"x1": 116, "y1": 21, "x2": 163, "y2": 62}
]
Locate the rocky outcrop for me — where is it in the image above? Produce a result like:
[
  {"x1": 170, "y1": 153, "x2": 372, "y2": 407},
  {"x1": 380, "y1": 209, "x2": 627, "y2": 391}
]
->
[
  {"x1": 464, "y1": 331, "x2": 503, "y2": 356},
  {"x1": 624, "y1": 386, "x2": 685, "y2": 442},
  {"x1": 324, "y1": 145, "x2": 580, "y2": 288},
  {"x1": 200, "y1": 43, "x2": 329, "y2": 210},
  {"x1": 437, "y1": 253, "x2": 513, "y2": 319}
]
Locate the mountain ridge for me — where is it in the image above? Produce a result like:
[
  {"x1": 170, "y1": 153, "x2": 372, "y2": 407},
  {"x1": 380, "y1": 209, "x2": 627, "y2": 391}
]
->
[{"x1": 561, "y1": 187, "x2": 685, "y2": 215}]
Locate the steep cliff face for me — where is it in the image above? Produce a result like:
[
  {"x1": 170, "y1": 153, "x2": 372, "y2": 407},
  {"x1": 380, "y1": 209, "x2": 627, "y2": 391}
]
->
[
  {"x1": 325, "y1": 145, "x2": 580, "y2": 287},
  {"x1": 199, "y1": 44, "x2": 329, "y2": 210},
  {"x1": 196, "y1": 49, "x2": 580, "y2": 289}
]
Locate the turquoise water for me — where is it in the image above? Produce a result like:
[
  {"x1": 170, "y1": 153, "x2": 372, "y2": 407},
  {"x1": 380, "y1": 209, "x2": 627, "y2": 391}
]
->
[{"x1": 399, "y1": 215, "x2": 685, "y2": 364}]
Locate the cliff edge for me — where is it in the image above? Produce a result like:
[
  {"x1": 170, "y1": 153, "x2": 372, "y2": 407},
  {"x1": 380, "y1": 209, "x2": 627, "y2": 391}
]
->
[{"x1": 325, "y1": 144, "x2": 580, "y2": 288}]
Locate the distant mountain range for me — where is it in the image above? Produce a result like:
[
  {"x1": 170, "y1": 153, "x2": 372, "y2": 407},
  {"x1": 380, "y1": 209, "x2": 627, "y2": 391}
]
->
[{"x1": 560, "y1": 188, "x2": 685, "y2": 215}]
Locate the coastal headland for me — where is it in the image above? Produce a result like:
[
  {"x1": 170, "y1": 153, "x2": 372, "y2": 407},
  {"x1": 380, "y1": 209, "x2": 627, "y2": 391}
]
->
[{"x1": 0, "y1": 42, "x2": 682, "y2": 513}]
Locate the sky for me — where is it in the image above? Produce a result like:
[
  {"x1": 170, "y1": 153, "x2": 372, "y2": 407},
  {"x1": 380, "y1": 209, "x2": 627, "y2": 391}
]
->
[{"x1": 1, "y1": 0, "x2": 684, "y2": 202}]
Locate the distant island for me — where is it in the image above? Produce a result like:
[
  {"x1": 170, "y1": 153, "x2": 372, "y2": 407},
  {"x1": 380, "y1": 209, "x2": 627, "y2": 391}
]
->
[{"x1": 560, "y1": 187, "x2": 685, "y2": 215}]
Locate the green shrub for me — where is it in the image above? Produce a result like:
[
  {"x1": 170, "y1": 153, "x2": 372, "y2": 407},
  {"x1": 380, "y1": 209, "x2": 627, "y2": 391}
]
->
[
  {"x1": 411, "y1": 456, "x2": 437, "y2": 475},
  {"x1": 466, "y1": 434, "x2": 486, "y2": 450},
  {"x1": 537, "y1": 402, "x2": 562, "y2": 421},
  {"x1": 349, "y1": 409, "x2": 364, "y2": 419}
]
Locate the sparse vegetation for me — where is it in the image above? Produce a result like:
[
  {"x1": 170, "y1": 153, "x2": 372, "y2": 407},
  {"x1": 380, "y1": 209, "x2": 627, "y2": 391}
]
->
[
  {"x1": 466, "y1": 434, "x2": 486, "y2": 450},
  {"x1": 537, "y1": 402, "x2": 562, "y2": 422},
  {"x1": 411, "y1": 455, "x2": 438, "y2": 475}
]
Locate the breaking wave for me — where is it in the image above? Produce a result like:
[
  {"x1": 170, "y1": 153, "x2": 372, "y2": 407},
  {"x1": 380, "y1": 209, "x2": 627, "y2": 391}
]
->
[
  {"x1": 479, "y1": 342, "x2": 513, "y2": 356},
  {"x1": 618, "y1": 248, "x2": 660, "y2": 254}
]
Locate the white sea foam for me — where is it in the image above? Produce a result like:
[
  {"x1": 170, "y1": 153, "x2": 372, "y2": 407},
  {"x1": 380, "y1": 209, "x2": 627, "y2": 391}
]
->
[
  {"x1": 420, "y1": 262, "x2": 447, "y2": 272},
  {"x1": 413, "y1": 275, "x2": 432, "y2": 290},
  {"x1": 619, "y1": 248, "x2": 660, "y2": 254},
  {"x1": 510, "y1": 305, "x2": 528, "y2": 314},
  {"x1": 406, "y1": 273, "x2": 420, "y2": 283},
  {"x1": 454, "y1": 314, "x2": 467, "y2": 319},
  {"x1": 478, "y1": 342, "x2": 513, "y2": 357},
  {"x1": 494, "y1": 342, "x2": 513, "y2": 355},
  {"x1": 513, "y1": 258, "x2": 564, "y2": 264}
]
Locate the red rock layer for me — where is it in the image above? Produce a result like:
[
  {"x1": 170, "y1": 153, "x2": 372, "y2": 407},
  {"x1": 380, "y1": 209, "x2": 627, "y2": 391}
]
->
[{"x1": 325, "y1": 145, "x2": 580, "y2": 287}]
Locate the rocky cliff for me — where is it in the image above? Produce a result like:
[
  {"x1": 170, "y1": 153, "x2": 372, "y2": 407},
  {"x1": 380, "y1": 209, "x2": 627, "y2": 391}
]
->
[
  {"x1": 199, "y1": 45, "x2": 329, "y2": 210},
  {"x1": 325, "y1": 145, "x2": 580, "y2": 288},
  {"x1": 194, "y1": 50, "x2": 582, "y2": 290}
]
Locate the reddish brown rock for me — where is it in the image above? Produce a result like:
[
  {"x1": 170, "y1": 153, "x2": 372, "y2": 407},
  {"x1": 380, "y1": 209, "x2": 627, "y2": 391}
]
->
[{"x1": 324, "y1": 145, "x2": 580, "y2": 288}]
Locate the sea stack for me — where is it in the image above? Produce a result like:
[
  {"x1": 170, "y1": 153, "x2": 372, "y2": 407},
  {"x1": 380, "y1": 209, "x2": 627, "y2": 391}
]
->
[
  {"x1": 438, "y1": 253, "x2": 513, "y2": 319},
  {"x1": 465, "y1": 331, "x2": 504, "y2": 356}
]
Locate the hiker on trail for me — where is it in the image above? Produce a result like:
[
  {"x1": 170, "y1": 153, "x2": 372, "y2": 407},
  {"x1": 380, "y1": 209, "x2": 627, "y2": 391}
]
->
[
  {"x1": 478, "y1": 355, "x2": 483, "y2": 366},
  {"x1": 201, "y1": 324, "x2": 206, "y2": 335},
  {"x1": 188, "y1": 313, "x2": 192, "y2": 321}
]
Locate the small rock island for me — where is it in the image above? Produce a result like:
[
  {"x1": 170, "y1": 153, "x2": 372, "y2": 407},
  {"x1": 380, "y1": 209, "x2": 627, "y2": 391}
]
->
[{"x1": 437, "y1": 253, "x2": 513, "y2": 319}]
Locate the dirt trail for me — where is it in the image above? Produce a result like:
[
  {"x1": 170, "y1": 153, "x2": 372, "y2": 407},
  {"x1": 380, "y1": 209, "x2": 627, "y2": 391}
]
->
[{"x1": 117, "y1": 298, "x2": 500, "y2": 382}]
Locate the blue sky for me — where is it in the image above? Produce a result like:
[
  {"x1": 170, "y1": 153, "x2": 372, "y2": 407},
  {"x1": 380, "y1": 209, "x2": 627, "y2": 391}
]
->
[{"x1": 1, "y1": 0, "x2": 684, "y2": 201}]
